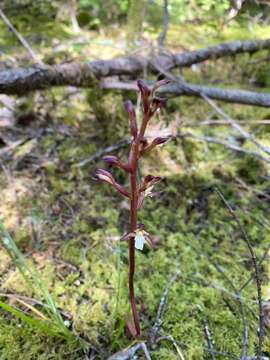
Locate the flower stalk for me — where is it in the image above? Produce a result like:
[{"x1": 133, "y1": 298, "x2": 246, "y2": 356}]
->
[{"x1": 95, "y1": 79, "x2": 169, "y2": 336}]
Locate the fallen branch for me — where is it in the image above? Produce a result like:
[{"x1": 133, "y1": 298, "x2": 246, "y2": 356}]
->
[
  {"x1": 102, "y1": 80, "x2": 270, "y2": 107},
  {"x1": 1, "y1": 38, "x2": 270, "y2": 98},
  {"x1": 162, "y1": 81, "x2": 270, "y2": 107},
  {"x1": 172, "y1": 38, "x2": 270, "y2": 68}
]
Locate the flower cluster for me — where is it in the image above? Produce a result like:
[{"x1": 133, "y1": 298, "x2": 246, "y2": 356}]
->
[
  {"x1": 95, "y1": 79, "x2": 170, "y2": 337},
  {"x1": 95, "y1": 79, "x2": 169, "y2": 208}
]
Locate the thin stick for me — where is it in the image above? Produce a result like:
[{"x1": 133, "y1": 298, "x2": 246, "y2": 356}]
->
[
  {"x1": 214, "y1": 264, "x2": 249, "y2": 358},
  {"x1": 158, "y1": 0, "x2": 169, "y2": 48},
  {"x1": 77, "y1": 140, "x2": 130, "y2": 167},
  {"x1": 215, "y1": 188, "x2": 263, "y2": 360},
  {"x1": 203, "y1": 348, "x2": 238, "y2": 359},
  {"x1": 239, "y1": 242, "x2": 270, "y2": 293},
  {"x1": 149, "y1": 264, "x2": 180, "y2": 344},
  {"x1": 175, "y1": 132, "x2": 270, "y2": 165},
  {"x1": 0, "y1": 8, "x2": 43, "y2": 65},
  {"x1": 201, "y1": 94, "x2": 270, "y2": 157},
  {"x1": 203, "y1": 320, "x2": 217, "y2": 360},
  {"x1": 156, "y1": 335, "x2": 185, "y2": 360},
  {"x1": 141, "y1": 342, "x2": 152, "y2": 360},
  {"x1": 188, "y1": 120, "x2": 270, "y2": 126},
  {"x1": 107, "y1": 342, "x2": 151, "y2": 360}
]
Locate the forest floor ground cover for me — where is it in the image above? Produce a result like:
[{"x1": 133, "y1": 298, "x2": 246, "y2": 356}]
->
[{"x1": 0, "y1": 20, "x2": 270, "y2": 359}]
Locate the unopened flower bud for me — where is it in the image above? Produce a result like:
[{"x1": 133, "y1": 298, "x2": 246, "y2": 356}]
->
[
  {"x1": 153, "y1": 137, "x2": 169, "y2": 145},
  {"x1": 141, "y1": 137, "x2": 169, "y2": 155},
  {"x1": 124, "y1": 100, "x2": 137, "y2": 138},
  {"x1": 95, "y1": 169, "x2": 115, "y2": 185},
  {"x1": 151, "y1": 79, "x2": 171, "y2": 94},
  {"x1": 95, "y1": 169, "x2": 130, "y2": 198},
  {"x1": 103, "y1": 155, "x2": 119, "y2": 166},
  {"x1": 103, "y1": 155, "x2": 131, "y2": 172},
  {"x1": 137, "y1": 80, "x2": 151, "y2": 99},
  {"x1": 137, "y1": 80, "x2": 151, "y2": 114}
]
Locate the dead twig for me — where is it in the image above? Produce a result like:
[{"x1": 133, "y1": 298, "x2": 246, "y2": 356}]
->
[
  {"x1": 158, "y1": 0, "x2": 169, "y2": 48},
  {"x1": 0, "y1": 138, "x2": 30, "y2": 158},
  {"x1": 156, "y1": 335, "x2": 185, "y2": 360},
  {"x1": 242, "y1": 357, "x2": 269, "y2": 360},
  {"x1": 175, "y1": 132, "x2": 270, "y2": 165},
  {"x1": 76, "y1": 139, "x2": 130, "y2": 167},
  {"x1": 227, "y1": 0, "x2": 245, "y2": 22},
  {"x1": 102, "y1": 77, "x2": 270, "y2": 107},
  {"x1": 149, "y1": 264, "x2": 181, "y2": 345},
  {"x1": 200, "y1": 94, "x2": 270, "y2": 158},
  {"x1": 203, "y1": 347, "x2": 238, "y2": 359},
  {"x1": 203, "y1": 319, "x2": 217, "y2": 360},
  {"x1": 107, "y1": 342, "x2": 151, "y2": 360},
  {"x1": 0, "y1": 8, "x2": 43, "y2": 65},
  {"x1": 234, "y1": 177, "x2": 270, "y2": 202},
  {"x1": 215, "y1": 188, "x2": 264, "y2": 360},
  {"x1": 140, "y1": 343, "x2": 152, "y2": 360},
  {"x1": 239, "y1": 242, "x2": 270, "y2": 293},
  {"x1": 214, "y1": 264, "x2": 249, "y2": 359},
  {"x1": 187, "y1": 120, "x2": 270, "y2": 126}
]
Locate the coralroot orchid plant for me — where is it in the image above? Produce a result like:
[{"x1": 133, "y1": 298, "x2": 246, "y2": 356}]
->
[{"x1": 95, "y1": 79, "x2": 170, "y2": 337}]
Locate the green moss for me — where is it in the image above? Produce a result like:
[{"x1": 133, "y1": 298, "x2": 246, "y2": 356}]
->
[
  {"x1": 0, "y1": 319, "x2": 84, "y2": 360},
  {"x1": 236, "y1": 155, "x2": 267, "y2": 184},
  {"x1": 86, "y1": 89, "x2": 129, "y2": 143}
]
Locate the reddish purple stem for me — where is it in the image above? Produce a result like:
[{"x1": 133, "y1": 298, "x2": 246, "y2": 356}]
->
[{"x1": 96, "y1": 79, "x2": 168, "y2": 337}]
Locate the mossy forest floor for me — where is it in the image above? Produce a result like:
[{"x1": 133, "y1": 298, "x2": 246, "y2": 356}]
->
[{"x1": 1, "y1": 22, "x2": 270, "y2": 360}]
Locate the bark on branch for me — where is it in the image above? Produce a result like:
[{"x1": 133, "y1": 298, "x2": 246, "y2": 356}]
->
[
  {"x1": 102, "y1": 80, "x2": 270, "y2": 107},
  {"x1": 164, "y1": 82, "x2": 270, "y2": 107},
  {"x1": 0, "y1": 38, "x2": 270, "y2": 103}
]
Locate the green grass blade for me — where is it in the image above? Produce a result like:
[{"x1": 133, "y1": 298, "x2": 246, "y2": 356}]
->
[
  {"x1": 0, "y1": 300, "x2": 66, "y2": 337},
  {"x1": 0, "y1": 221, "x2": 72, "y2": 337}
]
